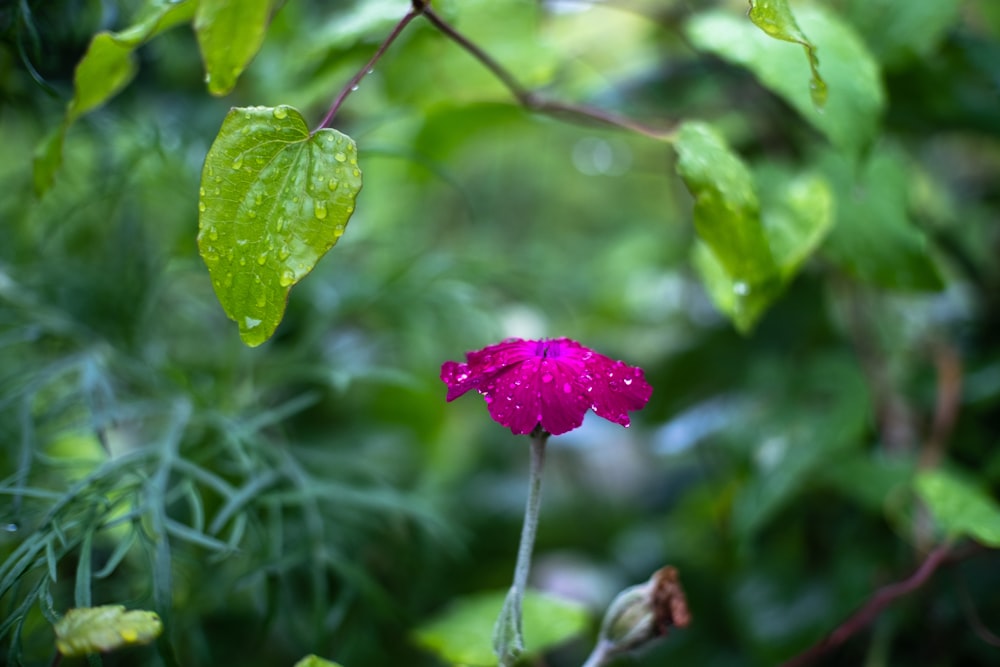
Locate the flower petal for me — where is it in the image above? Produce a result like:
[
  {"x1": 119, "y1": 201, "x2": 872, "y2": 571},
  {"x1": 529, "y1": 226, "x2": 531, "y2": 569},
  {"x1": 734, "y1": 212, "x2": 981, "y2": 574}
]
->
[
  {"x1": 482, "y1": 357, "x2": 543, "y2": 435},
  {"x1": 538, "y1": 357, "x2": 592, "y2": 435},
  {"x1": 440, "y1": 339, "x2": 536, "y2": 402},
  {"x1": 588, "y1": 359, "x2": 653, "y2": 427}
]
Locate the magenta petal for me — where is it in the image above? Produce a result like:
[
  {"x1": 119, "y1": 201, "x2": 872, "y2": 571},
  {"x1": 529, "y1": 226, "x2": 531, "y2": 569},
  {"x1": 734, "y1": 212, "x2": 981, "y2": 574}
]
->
[
  {"x1": 482, "y1": 357, "x2": 544, "y2": 435},
  {"x1": 588, "y1": 359, "x2": 653, "y2": 427},
  {"x1": 440, "y1": 337, "x2": 652, "y2": 436},
  {"x1": 532, "y1": 357, "x2": 588, "y2": 435}
]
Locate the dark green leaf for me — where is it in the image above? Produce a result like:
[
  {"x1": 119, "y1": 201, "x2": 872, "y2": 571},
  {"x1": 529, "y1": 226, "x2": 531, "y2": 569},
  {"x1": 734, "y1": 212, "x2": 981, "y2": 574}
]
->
[
  {"x1": 54, "y1": 606, "x2": 162, "y2": 657},
  {"x1": 915, "y1": 469, "x2": 1000, "y2": 547},
  {"x1": 198, "y1": 105, "x2": 362, "y2": 346},
  {"x1": 819, "y1": 147, "x2": 943, "y2": 290},
  {"x1": 841, "y1": 0, "x2": 963, "y2": 68},
  {"x1": 748, "y1": 0, "x2": 827, "y2": 106},
  {"x1": 686, "y1": 5, "x2": 884, "y2": 156},
  {"x1": 195, "y1": 0, "x2": 273, "y2": 96},
  {"x1": 413, "y1": 589, "x2": 589, "y2": 666}
]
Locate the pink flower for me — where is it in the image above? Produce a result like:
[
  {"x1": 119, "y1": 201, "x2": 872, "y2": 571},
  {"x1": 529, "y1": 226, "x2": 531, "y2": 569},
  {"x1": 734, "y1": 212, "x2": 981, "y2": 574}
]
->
[{"x1": 441, "y1": 338, "x2": 653, "y2": 436}]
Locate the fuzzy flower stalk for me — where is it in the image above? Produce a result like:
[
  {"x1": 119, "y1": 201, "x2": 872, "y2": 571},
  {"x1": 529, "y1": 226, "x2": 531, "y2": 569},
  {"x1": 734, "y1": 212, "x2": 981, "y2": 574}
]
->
[{"x1": 441, "y1": 338, "x2": 653, "y2": 666}]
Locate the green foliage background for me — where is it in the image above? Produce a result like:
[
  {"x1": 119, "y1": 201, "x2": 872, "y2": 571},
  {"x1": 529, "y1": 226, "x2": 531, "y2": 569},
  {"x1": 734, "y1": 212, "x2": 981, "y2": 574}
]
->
[{"x1": 2, "y1": 0, "x2": 1000, "y2": 665}]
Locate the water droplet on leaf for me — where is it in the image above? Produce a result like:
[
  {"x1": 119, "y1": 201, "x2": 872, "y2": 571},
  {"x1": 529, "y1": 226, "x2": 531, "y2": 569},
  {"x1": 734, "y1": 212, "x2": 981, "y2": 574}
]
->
[
  {"x1": 315, "y1": 201, "x2": 327, "y2": 219},
  {"x1": 244, "y1": 316, "x2": 262, "y2": 329},
  {"x1": 334, "y1": 152, "x2": 347, "y2": 163},
  {"x1": 273, "y1": 107, "x2": 288, "y2": 119}
]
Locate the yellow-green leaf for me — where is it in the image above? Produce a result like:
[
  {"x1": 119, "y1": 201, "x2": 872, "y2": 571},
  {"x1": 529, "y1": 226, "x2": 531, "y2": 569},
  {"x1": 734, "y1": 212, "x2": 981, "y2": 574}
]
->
[
  {"x1": 748, "y1": 0, "x2": 826, "y2": 106},
  {"x1": 293, "y1": 656, "x2": 345, "y2": 667},
  {"x1": 916, "y1": 469, "x2": 1000, "y2": 547},
  {"x1": 198, "y1": 105, "x2": 362, "y2": 347},
  {"x1": 195, "y1": 0, "x2": 273, "y2": 96},
  {"x1": 54, "y1": 606, "x2": 162, "y2": 657},
  {"x1": 686, "y1": 5, "x2": 884, "y2": 157}
]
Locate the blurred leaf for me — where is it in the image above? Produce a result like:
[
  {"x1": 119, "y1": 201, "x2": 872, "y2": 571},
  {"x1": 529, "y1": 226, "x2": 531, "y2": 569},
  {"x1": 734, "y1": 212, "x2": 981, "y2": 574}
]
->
[
  {"x1": 69, "y1": 0, "x2": 196, "y2": 119},
  {"x1": 695, "y1": 169, "x2": 833, "y2": 330},
  {"x1": 841, "y1": 0, "x2": 963, "y2": 68},
  {"x1": 674, "y1": 121, "x2": 775, "y2": 290},
  {"x1": 195, "y1": 0, "x2": 273, "y2": 96},
  {"x1": 54, "y1": 605, "x2": 162, "y2": 657},
  {"x1": 33, "y1": 0, "x2": 196, "y2": 196},
  {"x1": 198, "y1": 105, "x2": 362, "y2": 346},
  {"x1": 293, "y1": 656, "x2": 345, "y2": 667},
  {"x1": 748, "y1": 0, "x2": 827, "y2": 106},
  {"x1": 818, "y1": 146, "x2": 943, "y2": 290},
  {"x1": 816, "y1": 453, "x2": 915, "y2": 513},
  {"x1": 686, "y1": 5, "x2": 884, "y2": 156},
  {"x1": 915, "y1": 469, "x2": 1000, "y2": 547},
  {"x1": 413, "y1": 589, "x2": 589, "y2": 666}
]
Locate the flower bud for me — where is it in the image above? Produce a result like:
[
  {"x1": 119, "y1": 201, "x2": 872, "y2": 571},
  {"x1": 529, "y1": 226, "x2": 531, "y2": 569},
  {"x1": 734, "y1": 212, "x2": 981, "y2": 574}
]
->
[{"x1": 597, "y1": 566, "x2": 690, "y2": 654}]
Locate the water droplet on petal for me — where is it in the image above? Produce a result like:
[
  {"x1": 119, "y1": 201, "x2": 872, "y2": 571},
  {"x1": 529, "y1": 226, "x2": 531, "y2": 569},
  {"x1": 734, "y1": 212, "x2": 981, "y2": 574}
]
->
[
  {"x1": 624, "y1": 378, "x2": 633, "y2": 386},
  {"x1": 562, "y1": 382, "x2": 572, "y2": 393},
  {"x1": 542, "y1": 373, "x2": 553, "y2": 383},
  {"x1": 484, "y1": 396, "x2": 494, "y2": 404}
]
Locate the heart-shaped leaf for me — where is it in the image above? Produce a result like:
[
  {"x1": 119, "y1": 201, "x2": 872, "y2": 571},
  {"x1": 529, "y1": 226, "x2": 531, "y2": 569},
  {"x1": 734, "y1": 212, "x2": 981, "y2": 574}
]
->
[
  {"x1": 198, "y1": 105, "x2": 362, "y2": 346},
  {"x1": 195, "y1": 0, "x2": 273, "y2": 96}
]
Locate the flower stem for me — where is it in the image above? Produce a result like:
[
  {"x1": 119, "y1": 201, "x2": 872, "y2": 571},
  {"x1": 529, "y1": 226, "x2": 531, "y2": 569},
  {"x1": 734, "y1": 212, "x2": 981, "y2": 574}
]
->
[
  {"x1": 493, "y1": 428, "x2": 549, "y2": 666},
  {"x1": 581, "y1": 639, "x2": 615, "y2": 667}
]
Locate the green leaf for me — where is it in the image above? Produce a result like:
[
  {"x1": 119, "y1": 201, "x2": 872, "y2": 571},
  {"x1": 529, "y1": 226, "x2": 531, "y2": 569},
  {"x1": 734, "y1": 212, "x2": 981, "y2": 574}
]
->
[
  {"x1": 69, "y1": 0, "x2": 197, "y2": 120},
  {"x1": 198, "y1": 105, "x2": 362, "y2": 346},
  {"x1": 54, "y1": 606, "x2": 162, "y2": 657},
  {"x1": 695, "y1": 168, "x2": 833, "y2": 330},
  {"x1": 413, "y1": 589, "x2": 589, "y2": 666},
  {"x1": 748, "y1": 0, "x2": 827, "y2": 106},
  {"x1": 818, "y1": 146, "x2": 943, "y2": 290},
  {"x1": 915, "y1": 469, "x2": 1000, "y2": 547},
  {"x1": 195, "y1": 0, "x2": 273, "y2": 96},
  {"x1": 674, "y1": 122, "x2": 775, "y2": 284},
  {"x1": 293, "y1": 656, "x2": 345, "y2": 667},
  {"x1": 35, "y1": 0, "x2": 196, "y2": 196},
  {"x1": 686, "y1": 5, "x2": 884, "y2": 156},
  {"x1": 840, "y1": 0, "x2": 962, "y2": 68}
]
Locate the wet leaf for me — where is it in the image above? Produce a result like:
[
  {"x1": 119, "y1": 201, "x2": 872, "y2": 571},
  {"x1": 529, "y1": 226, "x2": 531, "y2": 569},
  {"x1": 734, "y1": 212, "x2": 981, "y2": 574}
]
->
[
  {"x1": 195, "y1": 0, "x2": 273, "y2": 96},
  {"x1": 748, "y1": 0, "x2": 826, "y2": 106},
  {"x1": 818, "y1": 146, "x2": 942, "y2": 290},
  {"x1": 916, "y1": 469, "x2": 1000, "y2": 547},
  {"x1": 54, "y1": 605, "x2": 162, "y2": 657},
  {"x1": 687, "y1": 5, "x2": 884, "y2": 156},
  {"x1": 413, "y1": 589, "x2": 589, "y2": 666},
  {"x1": 198, "y1": 105, "x2": 362, "y2": 347},
  {"x1": 695, "y1": 169, "x2": 833, "y2": 330}
]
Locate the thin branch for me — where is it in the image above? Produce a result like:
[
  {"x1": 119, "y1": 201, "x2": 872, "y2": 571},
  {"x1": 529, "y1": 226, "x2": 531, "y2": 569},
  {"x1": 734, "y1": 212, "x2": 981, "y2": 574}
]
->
[
  {"x1": 420, "y1": 6, "x2": 674, "y2": 141},
  {"x1": 781, "y1": 545, "x2": 953, "y2": 667},
  {"x1": 314, "y1": 3, "x2": 424, "y2": 132}
]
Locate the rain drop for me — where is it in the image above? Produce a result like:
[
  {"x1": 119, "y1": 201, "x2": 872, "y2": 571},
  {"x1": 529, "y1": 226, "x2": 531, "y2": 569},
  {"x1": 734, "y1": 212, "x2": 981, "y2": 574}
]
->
[
  {"x1": 256, "y1": 295, "x2": 266, "y2": 308},
  {"x1": 315, "y1": 201, "x2": 328, "y2": 220},
  {"x1": 198, "y1": 201, "x2": 207, "y2": 212},
  {"x1": 257, "y1": 252, "x2": 268, "y2": 265},
  {"x1": 244, "y1": 316, "x2": 262, "y2": 329},
  {"x1": 199, "y1": 187, "x2": 206, "y2": 197},
  {"x1": 279, "y1": 270, "x2": 295, "y2": 287},
  {"x1": 248, "y1": 210, "x2": 257, "y2": 219},
  {"x1": 350, "y1": 85, "x2": 359, "y2": 91},
  {"x1": 733, "y1": 281, "x2": 750, "y2": 296},
  {"x1": 562, "y1": 382, "x2": 572, "y2": 393},
  {"x1": 333, "y1": 224, "x2": 345, "y2": 237},
  {"x1": 334, "y1": 152, "x2": 347, "y2": 163},
  {"x1": 208, "y1": 227, "x2": 219, "y2": 241},
  {"x1": 231, "y1": 155, "x2": 244, "y2": 170},
  {"x1": 224, "y1": 273, "x2": 233, "y2": 287},
  {"x1": 541, "y1": 373, "x2": 554, "y2": 383},
  {"x1": 273, "y1": 107, "x2": 288, "y2": 119},
  {"x1": 278, "y1": 245, "x2": 291, "y2": 260},
  {"x1": 624, "y1": 378, "x2": 633, "y2": 386},
  {"x1": 3, "y1": 523, "x2": 18, "y2": 533},
  {"x1": 328, "y1": 179, "x2": 340, "y2": 191}
]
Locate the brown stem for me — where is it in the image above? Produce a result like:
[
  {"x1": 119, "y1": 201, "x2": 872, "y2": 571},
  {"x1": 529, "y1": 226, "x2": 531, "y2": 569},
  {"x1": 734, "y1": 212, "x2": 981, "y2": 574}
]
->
[
  {"x1": 314, "y1": 3, "x2": 425, "y2": 132},
  {"x1": 781, "y1": 545, "x2": 953, "y2": 667},
  {"x1": 421, "y1": 6, "x2": 674, "y2": 141}
]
